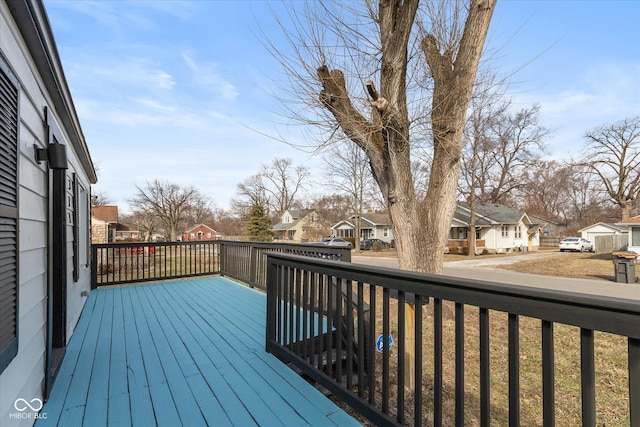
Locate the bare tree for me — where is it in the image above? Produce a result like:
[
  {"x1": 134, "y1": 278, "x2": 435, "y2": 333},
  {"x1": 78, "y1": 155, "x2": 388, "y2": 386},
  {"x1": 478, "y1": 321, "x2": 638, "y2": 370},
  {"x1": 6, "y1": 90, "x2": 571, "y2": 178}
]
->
[
  {"x1": 305, "y1": 193, "x2": 353, "y2": 225},
  {"x1": 261, "y1": 157, "x2": 310, "y2": 218},
  {"x1": 129, "y1": 180, "x2": 207, "y2": 241},
  {"x1": 231, "y1": 157, "x2": 310, "y2": 220},
  {"x1": 465, "y1": 104, "x2": 549, "y2": 205},
  {"x1": 519, "y1": 160, "x2": 574, "y2": 221},
  {"x1": 461, "y1": 68, "x2": 509, "y2": 256},
  {"x1": 563, "y1": 167, "x2": 614, "y2": 231},
  {"x1": 580, "y1": 116, "x2": 640, "y2": 220},
  {"x1": 231, "y1": 173, "x2": 270, "y2": 219},
  {"x1": 323, "y1": 141, "x2": 378, "y2": 251},
  {"x1": 185, "y1": 194, "x2": 214, "y2": 225},
  {"x1": 91, "y1": 190, "x2": 112, "y2": 207},
  {"x1": 272, "y1": 0, "x2": 496, "y2": 274},
  {"x1": 123, "y1": 209, "x2": 159, "y2": 242},
  {"x1": 271, "y1": 0, "x2": 495, "y2": 391}
]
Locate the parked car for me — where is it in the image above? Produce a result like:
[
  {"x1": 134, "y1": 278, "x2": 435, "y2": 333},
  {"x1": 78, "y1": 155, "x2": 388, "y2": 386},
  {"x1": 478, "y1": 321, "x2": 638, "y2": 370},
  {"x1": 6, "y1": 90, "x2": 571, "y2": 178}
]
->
[
  {"x1": 312, "y1": 238, "x2": 353, "y2": 248},
  {"x1": 559, "y1": 237, "x2": 594, "y2": 252},
  {"x1": 360, "y1": 238, "x2": 390, "y2": 250}
]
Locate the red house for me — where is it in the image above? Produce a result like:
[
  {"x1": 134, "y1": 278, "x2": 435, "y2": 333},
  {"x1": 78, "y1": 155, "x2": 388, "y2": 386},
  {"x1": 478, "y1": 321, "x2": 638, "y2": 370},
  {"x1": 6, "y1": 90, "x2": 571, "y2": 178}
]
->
[{"x1": 182, "y1": 224, "x2": 217, "y2": 241}]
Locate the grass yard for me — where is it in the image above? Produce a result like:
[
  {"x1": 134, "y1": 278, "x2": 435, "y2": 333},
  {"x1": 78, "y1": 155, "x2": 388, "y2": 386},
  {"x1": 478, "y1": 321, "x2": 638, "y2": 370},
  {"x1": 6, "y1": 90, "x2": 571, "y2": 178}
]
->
[
  {"x1": 498, "y1": 251, "x2": 616, "y2": 281},
  {"x1": 358, "y1": 248, "x2": 618, "y2": 282},
  {"x1": 344, "y1": 250, "x2": 632, "y2": 425},
  {"x1": 343, "y1": 292, "x2": 630, "y2": 426}
]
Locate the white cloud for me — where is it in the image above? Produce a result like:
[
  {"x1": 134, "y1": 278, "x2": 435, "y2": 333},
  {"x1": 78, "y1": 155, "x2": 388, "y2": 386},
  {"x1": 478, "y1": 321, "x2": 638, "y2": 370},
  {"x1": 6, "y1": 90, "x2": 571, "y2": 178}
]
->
[
  {"x1": 511, "y1": 59, "x2": 640, "y2": 159},
  {"x1": 182, "y1": 51, "x2": 239, "y2": 100}
]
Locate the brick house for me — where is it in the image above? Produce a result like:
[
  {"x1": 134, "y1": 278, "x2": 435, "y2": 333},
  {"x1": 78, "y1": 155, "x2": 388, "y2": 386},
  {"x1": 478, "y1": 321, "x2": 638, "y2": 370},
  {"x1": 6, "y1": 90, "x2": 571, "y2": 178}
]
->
[{"x1": 182, "y1": 224, "x2": 217, "y2": 241}]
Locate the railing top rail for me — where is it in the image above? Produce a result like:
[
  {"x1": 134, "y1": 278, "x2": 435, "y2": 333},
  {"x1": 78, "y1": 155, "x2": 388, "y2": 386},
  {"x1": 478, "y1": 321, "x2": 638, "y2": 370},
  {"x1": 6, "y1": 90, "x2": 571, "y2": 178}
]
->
[
  {"x1": 218, "y1": 239, "x2": 349, "y2": 250},
  {"x1": 92, "y1": 240, "x2": 217, "y2": 249},
  {"x1": 266, "y1": 252, "x2": 640, "y2": 339}
]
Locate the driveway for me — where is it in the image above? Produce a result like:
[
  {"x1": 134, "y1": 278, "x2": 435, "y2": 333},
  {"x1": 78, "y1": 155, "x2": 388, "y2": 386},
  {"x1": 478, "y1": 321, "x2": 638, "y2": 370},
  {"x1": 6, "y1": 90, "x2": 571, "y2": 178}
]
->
[{"x1": 352, "y1": 252, "x2": 640, "y2": 301}]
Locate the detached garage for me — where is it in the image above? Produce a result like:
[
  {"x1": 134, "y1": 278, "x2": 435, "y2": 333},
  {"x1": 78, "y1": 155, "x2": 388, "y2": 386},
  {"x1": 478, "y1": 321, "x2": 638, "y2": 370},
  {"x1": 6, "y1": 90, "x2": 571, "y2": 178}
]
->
[{"x1": 579, "y1": 222, "x2": 627, "y2": 253}]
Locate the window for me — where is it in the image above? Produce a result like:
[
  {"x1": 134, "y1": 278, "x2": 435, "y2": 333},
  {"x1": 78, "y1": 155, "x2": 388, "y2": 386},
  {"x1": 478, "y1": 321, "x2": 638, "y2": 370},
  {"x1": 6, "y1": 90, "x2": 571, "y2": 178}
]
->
[
  {"x1": 515, "y1": 226, "x2": 522, "y2": 239},
  {"x1": 632, "y1": 227, "x2": 640, "y2": 246},
  {"x1": 383, "y1": 227, "x2": 389, "y2": 237},
  {"x1": 0, "y1": 59, "x2": 19, "y2": 375},
  {"x1": 501, "y1": 225, "x2": 509, "y2": 237}
]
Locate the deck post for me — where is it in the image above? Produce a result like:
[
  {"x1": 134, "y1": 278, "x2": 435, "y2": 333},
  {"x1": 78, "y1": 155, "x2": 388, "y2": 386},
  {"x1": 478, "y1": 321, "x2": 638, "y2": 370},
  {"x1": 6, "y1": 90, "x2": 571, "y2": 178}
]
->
[{"x1": 265, "y1": 254, "x2": 277, "y2": 352}]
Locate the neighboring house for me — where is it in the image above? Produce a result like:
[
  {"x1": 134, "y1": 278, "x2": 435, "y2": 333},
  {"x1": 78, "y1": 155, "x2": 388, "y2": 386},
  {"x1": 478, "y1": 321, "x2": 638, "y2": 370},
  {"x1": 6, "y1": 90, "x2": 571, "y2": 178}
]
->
[
  {"x1": 91, "y1": 205, "x2": 140, "y2": 242},
  {"x1": 0, "y1": 2, "x2": 97, "y2": 425},
  {"x1": 115, "y1": 223, "x2": 141, "y2": 241},
  {"x1": 182, "y1": 223, "x2": 217, "y2": 241},
  {"x1": 617, "y1": 216, "x2": 640, "y2": 254},
  {"x1": 528, "y1": 214, "x2": 559, "y2": 237},
  {"x1": 272, "y1": 209, "x2": 328, "y2": 242},
  {"x1": 451, "y1": 202, "x2": 542, "y2": 253},
  {"x1": 579, "y1": 222, "x2": 627, "y2": 252},
  {"x1": 332, "y1": 213, "x2": 394, "y2": 245},
  {"x1": 331, "y1": 204, "x2": 541, "y2": 253},
  {"x1": 91, "y1": 205, "x2": 118, "y2": 243}
]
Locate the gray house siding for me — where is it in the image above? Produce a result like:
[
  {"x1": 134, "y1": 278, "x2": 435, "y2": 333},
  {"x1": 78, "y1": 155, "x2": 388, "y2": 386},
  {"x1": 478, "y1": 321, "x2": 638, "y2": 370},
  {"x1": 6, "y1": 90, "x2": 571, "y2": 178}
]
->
[{"x1": 0, "y1": 1, "x2": 96, "y2": 425}]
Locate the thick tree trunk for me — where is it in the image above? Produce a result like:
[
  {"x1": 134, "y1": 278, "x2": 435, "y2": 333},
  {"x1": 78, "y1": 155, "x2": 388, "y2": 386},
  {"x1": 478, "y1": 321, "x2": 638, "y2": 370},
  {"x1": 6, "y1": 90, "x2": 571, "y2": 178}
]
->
[
  {"x1": 621, "y1": 201, "x2": 633, "y2": 221},
  {"x1": 421, "y1": 0, "x2": 496, "y2": 273},
  {"x1": 317, "y1": 0, "x2": 495, "y2": 392}
]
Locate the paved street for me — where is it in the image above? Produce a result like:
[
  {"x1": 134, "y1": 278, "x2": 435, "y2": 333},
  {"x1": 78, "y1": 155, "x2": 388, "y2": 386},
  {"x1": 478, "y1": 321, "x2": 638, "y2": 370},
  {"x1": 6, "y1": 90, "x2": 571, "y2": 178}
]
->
[{"x1": 352, "y1": 251, "x2": 640, "y2": 301}]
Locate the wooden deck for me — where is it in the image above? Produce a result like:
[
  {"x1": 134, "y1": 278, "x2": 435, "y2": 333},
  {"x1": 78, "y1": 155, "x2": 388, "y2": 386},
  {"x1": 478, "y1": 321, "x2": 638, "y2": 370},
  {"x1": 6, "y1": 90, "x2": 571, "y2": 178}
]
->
[{"x1": 36, "y1": 277, "x2": 360, "y2": 426}]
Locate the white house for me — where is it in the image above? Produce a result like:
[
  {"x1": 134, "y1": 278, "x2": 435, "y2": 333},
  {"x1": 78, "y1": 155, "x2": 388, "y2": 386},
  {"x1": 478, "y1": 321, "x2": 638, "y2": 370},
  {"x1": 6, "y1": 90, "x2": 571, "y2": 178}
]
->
[
  {"x1": 0, "y1": 2, "x2": 97, "y2": 425},
  {"x1": 617, "y1": 216, "x2": 640, "y2": 255},
  {"x1": 331, "y1": 205, "x2": 542, "y2": 253},
  {"x1": 332, "y1": 213, "x2": 394, "y2": 245},
  {"x1": 578, "y1": 222, "x2": 627, "y2": 252},
  {"x1": 452, "y1": 202, "x2": 542, "y2": 253}
]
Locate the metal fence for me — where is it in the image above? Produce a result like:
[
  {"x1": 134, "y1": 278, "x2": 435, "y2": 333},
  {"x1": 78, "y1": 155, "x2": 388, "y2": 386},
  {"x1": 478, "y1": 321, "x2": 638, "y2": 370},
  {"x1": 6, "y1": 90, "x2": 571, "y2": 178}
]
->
[
  {"x1": 91, "y1": 240, "x2": 351, "y2": 289},
  {"x1": 265, "y1": 252, "x2": 640, "y2": 427},
  {"x1": 91, "y1": 241, "x2": 219, "y2": 288},
  {"x1": 219, "y1": 240, "x2": 351, "y2": 291}
]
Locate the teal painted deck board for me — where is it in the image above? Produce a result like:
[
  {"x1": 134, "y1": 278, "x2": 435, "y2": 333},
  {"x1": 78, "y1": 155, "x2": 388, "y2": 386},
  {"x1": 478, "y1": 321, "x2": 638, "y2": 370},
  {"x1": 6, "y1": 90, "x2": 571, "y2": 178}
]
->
[
  {"x1": 120, "y1": 286, "x2": 155, "y2": 427},
  {"x1": 36, "y1": 277, "x2": 360, "y2": 427}
]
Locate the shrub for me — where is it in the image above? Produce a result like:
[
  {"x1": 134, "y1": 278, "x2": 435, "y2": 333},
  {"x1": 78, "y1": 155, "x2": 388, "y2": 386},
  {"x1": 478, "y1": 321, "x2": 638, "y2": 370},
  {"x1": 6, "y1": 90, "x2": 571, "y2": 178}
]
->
[
  {"x1": 372, "y1": 241, "x2": 384, "y2": 252},
  {"x1": 482, "y1": 248, "x2": 490, "y2": 255},
  {"x1": 448, "y1": 246, "x2": 459, "y2": 255},
  {"x1": 460, "y1": 246, "x2": 469, "y2": 256}
]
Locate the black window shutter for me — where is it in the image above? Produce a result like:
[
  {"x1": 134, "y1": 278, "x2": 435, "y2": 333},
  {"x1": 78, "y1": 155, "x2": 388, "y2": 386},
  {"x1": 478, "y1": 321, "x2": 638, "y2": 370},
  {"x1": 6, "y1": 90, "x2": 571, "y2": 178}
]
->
[
  {"x1": 0, "y1": 60, "x2": 19, "y2": 375},
  {"x1": 73, "y1": 173, "x2": 79, "y2": 282}
]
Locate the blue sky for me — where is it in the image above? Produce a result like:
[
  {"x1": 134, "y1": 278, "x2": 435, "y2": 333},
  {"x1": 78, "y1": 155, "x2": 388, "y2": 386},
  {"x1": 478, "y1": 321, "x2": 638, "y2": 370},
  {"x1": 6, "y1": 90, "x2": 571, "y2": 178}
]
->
[{"x1": 44, "y1": 1, "x2": 640, "y2": 212}]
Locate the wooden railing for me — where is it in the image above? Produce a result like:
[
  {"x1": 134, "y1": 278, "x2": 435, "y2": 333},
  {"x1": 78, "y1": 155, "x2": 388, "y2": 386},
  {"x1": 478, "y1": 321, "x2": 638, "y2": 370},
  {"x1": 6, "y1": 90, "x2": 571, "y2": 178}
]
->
[
  {"x1": 91, "y1": 240, "x2": 351, "y2": 288},
  {"x1": 447, "y1": 238, "x2": 486, "y2": 248},
  {"x1": 265, "y1": 252, "x2": 640, "y2": 427}
]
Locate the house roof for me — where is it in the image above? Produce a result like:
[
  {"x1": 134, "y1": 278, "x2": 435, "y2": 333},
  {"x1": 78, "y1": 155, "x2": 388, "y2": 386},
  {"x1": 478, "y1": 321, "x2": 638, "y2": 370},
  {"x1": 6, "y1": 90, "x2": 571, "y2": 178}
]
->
[
  {"x1": 330, "y1": 213, "x2": 391, "y2": 230},
  {"x1": 457, "y1": 202, "x2": 527, "y2": 225},
  {"x1": 184, "y1": 223, "x2": 216, "y2": 234},
  {"x1": 578, "y1": 222, "x2": 628, "y2": 233},
  {"x1": 618, "y1": 215, "x2": 640, "y2": 225},
  {"x1": 285, "y1": 209, "x2": 310, "y2": 219},
  {"x1": 92, "y1": 205, "x2": 118, "y2": 223},
  {"x1": 359, "y1": 213, "x2": 391, "y2": 227},
  {"x1": 273, "y1": 209, "x2": 319, "y2": 231},
  {"x1": 116, "y1": 223, "x2": 138, "y2": 232},
  {"x1": 452, "y1": 205, "x2": 493, "y2": 227},
  {"x1": 9, "y1": 1, "x2": 97, "y2": 184},
  {"x1": 527, "y1": 214, "x2": 557, "y2": 226}
]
